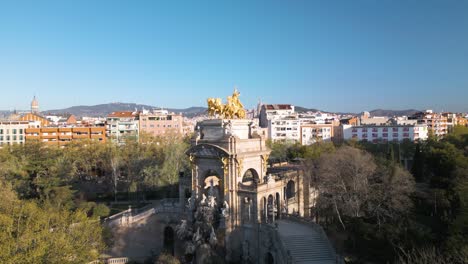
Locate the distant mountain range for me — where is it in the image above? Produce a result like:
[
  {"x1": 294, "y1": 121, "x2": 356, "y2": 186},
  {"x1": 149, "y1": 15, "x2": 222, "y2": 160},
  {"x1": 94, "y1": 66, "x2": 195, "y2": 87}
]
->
[
  {"x1": 368, "y1": 109, "x2": 420, "y2": 117},
  {"x1": 0, "y1": 103, "x2": 421, "y2": 119},
  {"x1": 44, "y1": 103, "x2": 208, "y2": 118},
  {"x1": 294, "y1": 107, "x2": 420, "y2": 117}
]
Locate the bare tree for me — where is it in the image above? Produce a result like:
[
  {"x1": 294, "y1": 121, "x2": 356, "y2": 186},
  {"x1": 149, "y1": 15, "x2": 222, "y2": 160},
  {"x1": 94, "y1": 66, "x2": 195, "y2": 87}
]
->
[
  {"x1": 315, "y1": 146, "x2": 376, "y2": 229},
  {"x1": 368, "y1": 165, "x2": 414, "y2": 228},
  {"x1": 396, "y1": 246, "x2": 467, "y2": 264},
  {"x1": 313, "y1": 146, "x2": 414, "y2": 230}
]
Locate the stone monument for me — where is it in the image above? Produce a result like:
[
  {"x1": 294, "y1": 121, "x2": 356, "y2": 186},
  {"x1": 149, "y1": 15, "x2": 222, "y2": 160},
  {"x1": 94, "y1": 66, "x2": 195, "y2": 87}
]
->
[{"x1": 180, "y1": 89, "x2": 307, "y2": 263}]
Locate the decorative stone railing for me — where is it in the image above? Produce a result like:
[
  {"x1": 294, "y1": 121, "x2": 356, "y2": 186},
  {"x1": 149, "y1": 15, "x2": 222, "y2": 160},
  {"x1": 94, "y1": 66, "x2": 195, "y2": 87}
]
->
[
  {"x1": 103, "y1": 199, "x2": 182, "y2": 227},
  {"x1": 106, "y1": 257, "x2": 129, "y2": 264},
  {"x1": 87, "y1": 257, "x2": 129, "y2": 264}
]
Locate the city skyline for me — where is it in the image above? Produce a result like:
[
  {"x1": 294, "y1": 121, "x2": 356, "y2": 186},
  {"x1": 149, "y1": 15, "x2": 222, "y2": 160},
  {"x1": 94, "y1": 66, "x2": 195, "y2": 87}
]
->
[{"x1": 1, "y1": 1, "x2": 467, "y2": 112}]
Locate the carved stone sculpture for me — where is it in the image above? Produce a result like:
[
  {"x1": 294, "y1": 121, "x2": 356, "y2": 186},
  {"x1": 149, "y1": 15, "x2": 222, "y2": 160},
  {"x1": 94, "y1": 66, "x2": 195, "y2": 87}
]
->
[
  {"x1": 207, "y1": 195, "x2": 217, "y2": 208},
  {"x1": 221, "y1": 200, "x2": 230, "y2": 218}
]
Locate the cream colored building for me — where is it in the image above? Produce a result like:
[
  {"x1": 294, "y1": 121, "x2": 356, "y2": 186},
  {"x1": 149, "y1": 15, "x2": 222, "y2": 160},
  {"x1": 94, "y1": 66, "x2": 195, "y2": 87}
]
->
[
  {"x1": 139, "y1": 109, "x2": 183, "y2": 137},
  {"x1": 0, "y1": 121, "x2": 29, "y2": 146},
  {"x1": 300, "y1": 123, "x2": 334, "y2": 145}
]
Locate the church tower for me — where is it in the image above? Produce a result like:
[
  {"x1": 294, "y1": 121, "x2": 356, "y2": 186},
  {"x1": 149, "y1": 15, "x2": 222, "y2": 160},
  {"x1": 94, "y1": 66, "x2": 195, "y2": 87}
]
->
[{"x1": 31, "y1": 96, "x2": 39, "y2": 114}]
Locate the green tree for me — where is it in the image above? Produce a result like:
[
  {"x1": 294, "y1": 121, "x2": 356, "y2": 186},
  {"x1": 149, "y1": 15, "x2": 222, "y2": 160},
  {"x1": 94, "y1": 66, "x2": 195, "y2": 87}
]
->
[
  {"x1": 411, "y1": 143, "x2": 425, "y2": 182},
  {"x1": 0, "y1": 179, "x2": 104, "y2": 264}
]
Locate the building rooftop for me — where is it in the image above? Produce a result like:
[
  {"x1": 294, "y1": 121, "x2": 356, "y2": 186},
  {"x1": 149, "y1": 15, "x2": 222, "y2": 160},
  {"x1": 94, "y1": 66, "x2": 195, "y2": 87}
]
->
[
  {"x1": 264, "y1": 104, "x2": 293, "y2": 110},
  {"x1": 107, "y1": 111, "x2": 138, "y2": 118}
]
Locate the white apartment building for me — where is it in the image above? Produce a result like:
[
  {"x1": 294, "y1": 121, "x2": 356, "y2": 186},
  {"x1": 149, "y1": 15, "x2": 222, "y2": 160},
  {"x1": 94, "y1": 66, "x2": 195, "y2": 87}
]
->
[
  {"x1": 300, "y1": 123, "x2": 334, "y2": 145},
  {"x1": 259, "y1": 104, "x2": 295, "y2": 128},
  {"x1": 268, "y1": 117, "x2": 300, "y2": 142},
  {"x1": 106, "y1": 111, "x2": 139, "y2": 144},
  {"x1": 342, "y1": 124, "x2": 428, "y2": 142},
  {"x1": 0, "y1": 121, "x2": 29, "y2": 146}
]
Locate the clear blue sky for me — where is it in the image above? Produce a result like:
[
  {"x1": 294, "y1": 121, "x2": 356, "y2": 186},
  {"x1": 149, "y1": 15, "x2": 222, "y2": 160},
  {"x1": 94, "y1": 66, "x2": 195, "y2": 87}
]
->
[{"x1": 0, "y1": 0, "x2": 467, "y2": 113}]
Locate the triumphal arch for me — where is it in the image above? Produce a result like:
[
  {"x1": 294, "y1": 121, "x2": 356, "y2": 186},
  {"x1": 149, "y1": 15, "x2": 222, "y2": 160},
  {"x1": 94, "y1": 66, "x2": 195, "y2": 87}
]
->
[{"x1": 180, "y1": 90, "x2": 309, "y2": 262}]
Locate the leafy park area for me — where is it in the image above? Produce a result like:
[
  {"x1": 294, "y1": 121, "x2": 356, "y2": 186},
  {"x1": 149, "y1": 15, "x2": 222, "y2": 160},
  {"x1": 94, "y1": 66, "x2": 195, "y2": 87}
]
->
[
  {"x1": 268, "y1": 126, "x2": 468, "y2": 263},
  {"x1": 0, "y1": 134, "x2": 189, "y2": 263},
  {"x1": 1, "y1": 126, "x2": 466, "y2": 264}
]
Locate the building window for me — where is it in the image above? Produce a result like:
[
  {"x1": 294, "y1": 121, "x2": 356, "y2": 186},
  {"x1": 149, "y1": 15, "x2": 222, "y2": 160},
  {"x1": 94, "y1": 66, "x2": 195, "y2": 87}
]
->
[
  {"x1": 393, "y1": 133, "x2": 398, "y2": 137},
  {"x1": 13, "y1": 129, "x2": 17, "y2": 134},
  {"x1": 383, "y1": 128, "x2": 388, "y2": 132},
  {"x1": 372, "y1": 133, "x2": 378, "y2": 138},
  {"x1": 383, "y1": 133, "x2": 388, "y2": 137},
  {"x1": 393, "y1": 127, "x2": 398, "y2": 132},
  {"x1": 0, "y1": 129, "x2": 2, "y2": 134}
]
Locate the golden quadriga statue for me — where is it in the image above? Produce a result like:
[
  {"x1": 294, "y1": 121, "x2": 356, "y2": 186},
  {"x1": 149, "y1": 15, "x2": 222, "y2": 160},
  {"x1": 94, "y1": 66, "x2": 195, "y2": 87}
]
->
[{"x1": 207, "y1": 89, "x2": 246, "y2": 119}]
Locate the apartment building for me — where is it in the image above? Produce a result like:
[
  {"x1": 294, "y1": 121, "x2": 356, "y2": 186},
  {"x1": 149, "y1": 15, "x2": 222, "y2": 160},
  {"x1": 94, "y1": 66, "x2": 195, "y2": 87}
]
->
[
  {"x1": 409, "y1": 110, "x2": 448, "y2": 138},
  {"x1": 457, "y1": 116, "x2": 468, "y2": 127},
  {"x1": 300, "y1": 123, "x2": 334, "y2": 145},
  {"x1": 342, "y1": 124, "x2": 428, "y2": 142},
  {"x1": 268, "y1": 117, "x2": 300, "y2": 142},
  {"x1": 25, "y1": 127, "x2": 106, "y2": 146},
  {"x1": 106, "y1": 111, "x2": 139, "y2": 144},
  {"x1": 259, "y1": 104, "x2": 295, "y2": 128},
  {"x1": 139, "y1": 109, "x2": 183, "y2": 137},
  {"x1": 0, "y1": 121, "x2": 29, "y2": 146}
]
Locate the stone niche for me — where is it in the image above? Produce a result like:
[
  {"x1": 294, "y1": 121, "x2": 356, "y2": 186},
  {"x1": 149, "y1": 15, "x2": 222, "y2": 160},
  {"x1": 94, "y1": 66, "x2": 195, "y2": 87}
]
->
[{"x1": 200, "y1": 119, "x2": 252, "y2": 140}]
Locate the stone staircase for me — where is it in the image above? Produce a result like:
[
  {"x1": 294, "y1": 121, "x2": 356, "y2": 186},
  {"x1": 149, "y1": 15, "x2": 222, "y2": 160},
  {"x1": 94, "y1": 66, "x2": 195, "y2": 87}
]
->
[{"x1": 276, "y1": 220, "x2": 337, "y2": 264}]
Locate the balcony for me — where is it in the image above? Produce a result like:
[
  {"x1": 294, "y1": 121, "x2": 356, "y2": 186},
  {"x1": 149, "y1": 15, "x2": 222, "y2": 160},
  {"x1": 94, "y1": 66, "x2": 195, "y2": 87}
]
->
[
  {"x1": 25, "y1": 128, "x2": 41, "y2": 133},
  {"x1": 42, "y1": 135, "x2": 58, "y2": 140},
  {"x1": 59, "y1": 135, "x2": 72, "y2": 140},
  {"x1": 73, "y1": 134, "x2": 90, "y2": 139},
  {"x1": 72, "y1": 128, "x2": 90, "y2": 133},
  {"x1": 42, "y1": 128, "x2": 58, "y2": 133},
  {"x1": 59, "y1": 141, "x2": 71, "y2": 146}
]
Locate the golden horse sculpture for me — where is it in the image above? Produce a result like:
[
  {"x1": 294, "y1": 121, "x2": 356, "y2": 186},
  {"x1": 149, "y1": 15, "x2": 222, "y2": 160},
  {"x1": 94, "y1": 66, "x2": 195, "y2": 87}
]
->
[{"x1": 207, "y1": 89, "x2": 246, "y2": 119}]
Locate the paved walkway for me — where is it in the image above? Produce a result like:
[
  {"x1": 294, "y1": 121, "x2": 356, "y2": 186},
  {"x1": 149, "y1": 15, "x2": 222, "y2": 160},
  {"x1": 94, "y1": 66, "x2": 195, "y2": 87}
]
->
[{"x1": 276, "y1": 220, "x2": 336, "y2": 264}]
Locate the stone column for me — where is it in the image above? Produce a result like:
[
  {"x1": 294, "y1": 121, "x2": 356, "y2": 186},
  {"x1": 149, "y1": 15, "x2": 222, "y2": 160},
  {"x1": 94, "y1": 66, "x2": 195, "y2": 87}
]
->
[{"x1": 298, "y1": 172, "x2": 304, "y2": 217}]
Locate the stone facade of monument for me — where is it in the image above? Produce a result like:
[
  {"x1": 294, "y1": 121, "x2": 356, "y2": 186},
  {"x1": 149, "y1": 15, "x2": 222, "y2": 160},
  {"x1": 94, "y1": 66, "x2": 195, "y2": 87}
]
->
[{"x1": 182, "y1": 118, "x2": 310, "y2": 263}]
